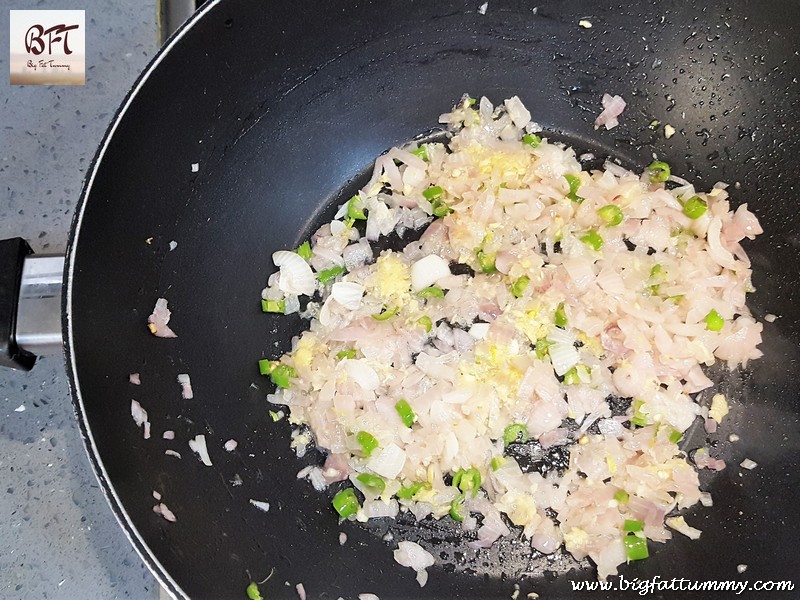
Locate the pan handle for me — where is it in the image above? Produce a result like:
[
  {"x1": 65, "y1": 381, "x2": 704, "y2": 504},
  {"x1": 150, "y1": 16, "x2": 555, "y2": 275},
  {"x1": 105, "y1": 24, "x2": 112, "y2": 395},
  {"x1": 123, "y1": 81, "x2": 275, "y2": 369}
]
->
[{"x1": 0, "y1": 238, "x2": 64, "y2": 370}]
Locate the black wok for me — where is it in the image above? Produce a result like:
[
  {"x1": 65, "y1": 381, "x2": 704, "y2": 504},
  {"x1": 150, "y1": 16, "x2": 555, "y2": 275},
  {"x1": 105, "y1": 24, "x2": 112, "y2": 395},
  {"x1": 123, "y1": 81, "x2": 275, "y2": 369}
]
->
[{"x1": 53, "y1": 0, "x2": 800, "y2": 597}]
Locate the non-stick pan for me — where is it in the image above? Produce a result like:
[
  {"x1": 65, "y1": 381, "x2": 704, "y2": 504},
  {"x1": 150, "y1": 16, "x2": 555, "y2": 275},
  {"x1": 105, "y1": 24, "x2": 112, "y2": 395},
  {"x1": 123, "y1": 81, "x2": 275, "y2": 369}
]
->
[{"x1": 2, "y1": 0, "x2": 798, "y2": 598}]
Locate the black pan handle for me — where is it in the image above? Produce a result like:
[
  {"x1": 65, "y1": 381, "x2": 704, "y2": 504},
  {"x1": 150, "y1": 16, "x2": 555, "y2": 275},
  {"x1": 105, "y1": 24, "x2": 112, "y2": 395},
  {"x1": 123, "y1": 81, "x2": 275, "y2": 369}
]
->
[{"x1": 0, "y1": 238, "x2": 64, "y2": 370}]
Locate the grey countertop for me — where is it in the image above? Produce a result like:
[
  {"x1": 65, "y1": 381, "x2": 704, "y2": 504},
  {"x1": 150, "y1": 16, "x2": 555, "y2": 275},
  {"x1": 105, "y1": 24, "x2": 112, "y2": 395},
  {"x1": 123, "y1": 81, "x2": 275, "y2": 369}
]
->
[{"x1": 1, "y1": 3, "x2": 161, "y2": 598}]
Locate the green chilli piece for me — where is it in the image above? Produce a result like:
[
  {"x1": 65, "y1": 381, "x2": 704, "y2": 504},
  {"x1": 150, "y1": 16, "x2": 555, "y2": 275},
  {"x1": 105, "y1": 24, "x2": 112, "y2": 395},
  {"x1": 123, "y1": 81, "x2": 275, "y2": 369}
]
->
[
  {"x1": 410, "y1": 145, "x2": 429, "y2": 161},
  {"x1": 356, "y1": 473, "x2": 386, "y2": 494},
  {"x1": 246, "y1": 582, "x2": 264, "y2": 600},
  {"x1": 476, "y1": 249, "x2": 497, "y2": 274},
  {"x1": 347, "y1": 195, "x2": 367, "y2": 220},
  {"x1": 563, "y1": 366, "x2": 580, "y2": 385},
  {"x1": 422, "y1": 186, "x2": 445, "y2": 201},
  {"x1": 597, "y1": 204, "x2": 624, "y2": 226},
  {"x1": 431, "y1": 199, "x2": 454, "y2": 218},
  {"x1": 623, "y1": 519, "x2": 644, "y2": 533},
  {"x1": 417, "y1": 316, "x2": 433, "y2": 333},
  {"x1": 564, "y1": 174, "x2": 584, "y2": 203},
  {"x1": 295, "y1": 241, "x2": 312, "y2": 260},
  {"x1": 417, "y1": 286, "x2": 445, "y2": 299},
  {"x1": 336, "y1": 348, "x2": 357, "y2": 360},
  {"x1": 668, "y1": 429, "x2": 683, "y2": 444},
  {"x1": 371, "y1": 306, "x2": 398, "y2": 321},
  {"x1": 449, "y1": 495, "x2": 466, "y2": 522},
  {"x1": 554, "y1": 303, "x2": 568, "y2": 328},
  {"x1": 395, "y1": 399, "x2": 416, "y2": 427},
  {"x1": 356, "y1": 431, "x2": 379, "y2": 457},
  {"x1": 258, "y1": 359, "x2": 275, "y2": 376},
  {"x1": 490, "y1": 456, "x2": 507, "y2": 471},
  {"x1": 682, "y1": 195, "x2": 707, "y2": 219},
  {"x1": 647, "y1": 160, "x2": 671, "y2": 183},
  {"x1": 452, "y1": 467, "x2": 482, "y2": 497},
  {"x1": 511, "y1": 276, "x2": 530, "y2": 298},
  {"x1": 317, "y1": 265, "x2": 346, "y2": 284},
  {"x1": 522, "y1": 133, "x2": 542, "y2": 148},
  {"x1": 704, "y1": 309, "x2": 725, "y2": 331},
  {"x1": 270, "y1": 364, "x2": 296, "y2": 389},
  {"x1": 613, "y1": 490, "x2": 630, "y2": 504},
  {"x1": 624, "y1": 533, "x2": 649, "y2": 561},
  {"x1": 630, "y1": 399, "x2": 649, "y2": 427},
  {"x1": 332, "y1": 488, "x2": 360, "y2": 519},
  {"x1": 396, "y1": 482, "x2": 426, "y2": 499},
  {"x1": 261, "y1": 298, "x2": 285, "y2": 313},
  {"x1": 580, "y1": 230, "x2": 604, "y2": 251},
  {"x1": 535, "y1": 338, "x2": 554, "y2": 360},
  {"x1": 503, "y1": 423, "x2": 529, "y2": 446}
]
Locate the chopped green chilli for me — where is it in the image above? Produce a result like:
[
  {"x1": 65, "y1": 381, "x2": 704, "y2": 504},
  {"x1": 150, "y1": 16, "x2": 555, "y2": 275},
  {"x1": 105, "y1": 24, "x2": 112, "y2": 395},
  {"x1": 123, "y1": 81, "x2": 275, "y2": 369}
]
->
[
  {"x1": 372, "y1": 306, "x2": 398, "y2": 321},
  {"x1": 503, "y1": 423, "x2": 529, "y2": 446},
  {"x1": 336, "y1": 348, "x2": 357, "y2": 360},
  {"x1": 614, "y1": 490, "x2": 630, "y2": 504},
  {"x1": 597, "y1": 204, "x2": 624, "y2": 226},
  {"x1": 417, "y1": 286, "x2": 445, "y2": 299},
  {"x1": 295, "y1": 241, "x2": 312, "y2": 260},
  {"x1": 397, "y1": 482, "x2": 426, "y2": 499},
  {"x1": 476, "y1": 250, "x2": 497, "y2": 273},
  {"x1": 347, "y1": 195, "x2": 367, "y2": 220},
  {"x1": 623, "y1": 519, "x2": 644, "y2": 532},
  {"x1": 682, "y1": 195, "x2": 708, "y2": 219},
  {"x1": 261, "y1": 298, "x2": 285, "y2": 313},
  {"x1": 258, "y1": 359, "x2": 275, "y2": 376},
  {"x1": 522, "y1": 133, "x2": 542, "y2": 148},
  {"x1": 449, "y1": 495, "x2": 466, "y2": 522},
  {"x1": 511, "y1": 276, "x2": 530, "y2": 298},
  {"x1": 422, "y1": 186, "x2": 444, "y2": 201},
  {"x1": 417, "y1": 315, "x2": 433, "y2": 333},
  {"x1": 704, "y1": 309, "x2": 725, "y2": 331},
  {"x1": 269, "y1": 364, "x2": 296, "y2": 389},
  {"x1": 395, "y1": 399, "x2": 416, "y2": 427},
  {"x1": 332, "y1": 488, "x2": 360, "y2": 518},
  {"x1": 647, "y1": 160, "x2": 671, "y2": 183},
  {"x1": 554, "y1": 303, "x2": 568, "y2": 327},
  {"x1": 356, "y1": 473, "x2": 386, "y2": 494},
  {"x1": 317, "y1": 265, "x2": 346, "y2": 284},
  {"x1": 564, "y1": 174, "x2": 583, "y2": 203},
  {"x1": 580, "y1": 230, "x2": 604, "y2": 251},
  {"x1": 356, "y1": 431, "x2": 379, "y2": 456},
  {"x1": 246, "y1": 582, "x2": 264, "y2": 600},
  {"x1": 624, "y1": 534, "x2": 649, "y2": 561},
  {"x1": 410, "y1": 145, "x2": 429, "y2": 161}
]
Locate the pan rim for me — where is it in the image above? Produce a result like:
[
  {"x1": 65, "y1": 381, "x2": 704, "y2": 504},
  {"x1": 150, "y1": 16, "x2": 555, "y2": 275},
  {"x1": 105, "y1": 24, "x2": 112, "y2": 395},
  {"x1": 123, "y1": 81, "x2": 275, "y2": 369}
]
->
[{"x1": 62, "y1": 1, "x2": 223, "y2": 598}]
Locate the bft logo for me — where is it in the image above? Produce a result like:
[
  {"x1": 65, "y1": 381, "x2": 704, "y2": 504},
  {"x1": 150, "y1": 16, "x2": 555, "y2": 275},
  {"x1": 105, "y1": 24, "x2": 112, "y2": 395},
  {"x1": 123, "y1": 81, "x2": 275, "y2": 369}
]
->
[
  {"x1": 10, "y1": 10, "x2": 86, "y2": 85},
  {"x1": 25, "y1": 23, "x2": 81, "y2": 56}
]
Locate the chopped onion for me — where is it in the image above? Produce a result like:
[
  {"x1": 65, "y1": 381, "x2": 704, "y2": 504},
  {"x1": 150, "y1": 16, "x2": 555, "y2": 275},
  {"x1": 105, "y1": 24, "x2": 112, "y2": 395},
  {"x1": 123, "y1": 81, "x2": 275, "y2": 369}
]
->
[
  {"x1": 165, "y1": 449, "x2": 182, "y2": 459},
  {"x1": 331, "y1": 282, "x2": 365, "y2": 310},
  {"x1": 177, "y1": 373, "x2": 193, "y2": 399},
  {"x1": 665, "y1": 516, "x2": 702, "y2": 540},
  {"x1": 740, "y1": 458, "x2": 757, "y2": 470},
  {"x1": 344, "y1": 360, "x2": 380, "y2": 390},
  {"x1": 129, "y1": 373, "x2": 141, "y2": 385},
  {"x1": 367, "y1": 443, "x2": 406, "y2": 479},
  {"x1": 548, "y1": 342, "x2": 579, "y2": 376},
  {"x1": 296, "y1": 583, "x2": 306, "y2": 600},
  {"x1": 393, "y1": 541, "x2": 435, "y2": 588},
  {"x1": 162, "y1": 430, "x2": 175, "y2": 440},
  {"x1": 410, "y1": 254, "x2": 451, "y2": 291},
  {"x1": 594, "y1": 93, "x2": 626, "y2": 130},
  {"x1": 130, "y1": 400, "x2": 148, "y2": 427},
  {"x1": 147, "y1": 298, "x2": 178, "y2": 338},
  {"x1": 188, "y1": 434, "x2": 212, "y2": 467},
  {"x1": 153, "y1": 503, "x2": 177, "y2": 522},
  {"x1": 273, "y1": 250, "x2": 316, "y2": 296},
  {"x1": 250, "y1": 499, "x2": 271, "y2": 513},
  {"x1": 224, "y1": 439, "x2": 238, "y2": 452}
]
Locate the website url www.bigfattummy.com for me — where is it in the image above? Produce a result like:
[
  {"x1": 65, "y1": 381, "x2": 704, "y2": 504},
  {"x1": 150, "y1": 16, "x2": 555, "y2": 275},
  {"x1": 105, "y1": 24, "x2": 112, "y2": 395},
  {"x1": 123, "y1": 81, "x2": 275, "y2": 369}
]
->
[{"x1": 570, "y1": 575, "x2": 795, "y2": 595}]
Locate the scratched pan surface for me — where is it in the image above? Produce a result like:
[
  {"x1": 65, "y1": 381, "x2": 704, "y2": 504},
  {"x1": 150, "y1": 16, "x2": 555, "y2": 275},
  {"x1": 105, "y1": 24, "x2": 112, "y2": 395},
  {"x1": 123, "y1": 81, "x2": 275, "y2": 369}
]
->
[{"x1": 64, "y1": 0, "x2": 799, "y2": 598}]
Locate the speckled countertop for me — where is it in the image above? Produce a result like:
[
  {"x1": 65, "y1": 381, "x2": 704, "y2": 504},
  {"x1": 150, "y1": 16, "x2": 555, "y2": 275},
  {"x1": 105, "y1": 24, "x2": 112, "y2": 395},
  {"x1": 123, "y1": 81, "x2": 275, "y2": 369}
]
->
[{"x1": 1, "y1": 3, "x2": 161, "y2": 598}]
